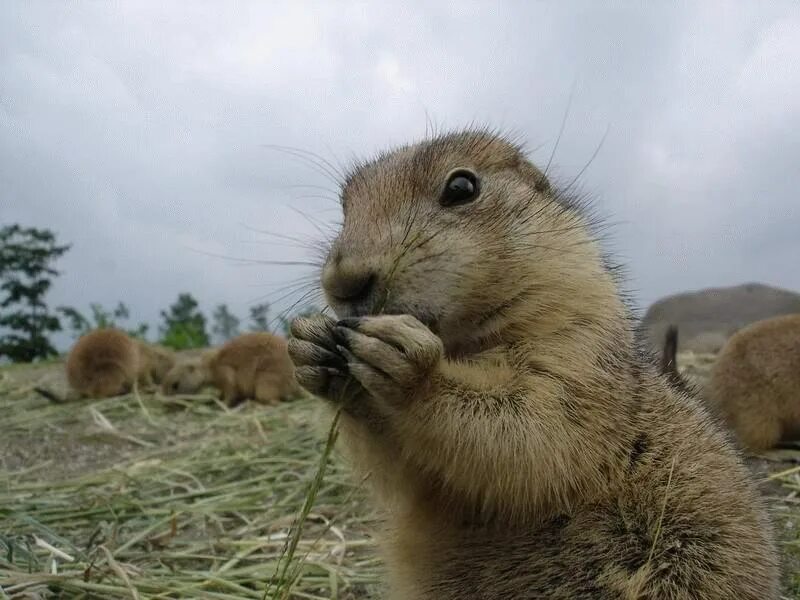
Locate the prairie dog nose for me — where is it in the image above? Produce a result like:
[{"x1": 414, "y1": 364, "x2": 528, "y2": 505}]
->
[{"x1": 322, "y1": 259, "x2": 378, "y2": 307}]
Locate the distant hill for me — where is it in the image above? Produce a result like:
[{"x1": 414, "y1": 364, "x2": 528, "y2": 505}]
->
[{"x1": 642, "y1": 283, "x2": 800, "y2": 353}]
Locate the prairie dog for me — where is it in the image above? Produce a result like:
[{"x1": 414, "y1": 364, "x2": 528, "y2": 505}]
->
[
  {"x1": 161, "y1": 332, "x2": 299, "y2": 406},
  {"x1": 138, "y1": 342, "x2": 177, "y2": 387},
  {"x1": 288, "y1": 130, "x2": 778, "y2": 598},
  {"x1": 161, "y1": 353, "x2": 213, "y2": 396},
  {"x1": 707, "y1": 313, "x2": 800, "y2": 451},
  {"x1": 66, "y1": 328, "x2": 172, "y2": 398}
]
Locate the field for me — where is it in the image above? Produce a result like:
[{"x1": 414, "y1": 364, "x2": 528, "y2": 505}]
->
[
  {"x1": 0, "y1": 360, "x2": 380, "y2": 599},
  {"x1": 2, "y1": 353, "x2": 800, "y2": 599}
]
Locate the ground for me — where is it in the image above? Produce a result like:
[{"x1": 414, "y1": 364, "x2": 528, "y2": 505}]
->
[
  {"x1": 1, "y1": 354, "x2": 800, "y2": 599},
  {"x1": 0, "y1": 359, "x2": 380, "y2": 599}
]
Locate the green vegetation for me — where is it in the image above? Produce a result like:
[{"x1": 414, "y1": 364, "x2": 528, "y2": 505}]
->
[
  {"x1": 249, "y1": 303, "x2": 271, "y2": 332},
  {"x1": 159, "y1": 293, "x2": 210, "y2": 350},
  {"x1": 212, "y1": 304, "x2": 241, "y2": 343},
  {"x1": 0, "y1": 225, "x2": 70, "y2": 363},
  {"x1": 58, "y1": 302, "x2": 149, "y2": 341},
  {"x1": 0, "y1": 223, "x2": 319, "y2": 361}
]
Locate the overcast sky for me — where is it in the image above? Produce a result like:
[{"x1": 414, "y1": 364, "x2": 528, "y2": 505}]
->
[{"x1": 2, "y1": 2, "x2": 799, "y2": 349}]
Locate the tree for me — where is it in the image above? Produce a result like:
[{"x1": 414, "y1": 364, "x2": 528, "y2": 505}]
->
[
  {"x1": 249, "y1": 303, "x2": 270, "y2": 332},
  {"x1": 0, "y1": 225, "x2": 70, "y2": 362},
  {"x1": 212, "y1": 304, "x2": 240, "y2": 343},
  {"x1": 58, "y1": 301, "x2": 149, "y2": 341},
  {"x1": 159, "y1": 293, "x2": 209, "y2": 350}
]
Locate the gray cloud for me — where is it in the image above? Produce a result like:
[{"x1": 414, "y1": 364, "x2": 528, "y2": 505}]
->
[{"x1": 2, "y1": 1, "x2": 798, "y2": 348}]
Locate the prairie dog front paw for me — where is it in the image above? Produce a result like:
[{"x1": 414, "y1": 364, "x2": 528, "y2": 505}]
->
[
  {"x1": 288, "y1": 314, "x2": 351, "y2": 403},
  {"x1": 334, "y1": 314, "x2": 443, "y2": 405}
]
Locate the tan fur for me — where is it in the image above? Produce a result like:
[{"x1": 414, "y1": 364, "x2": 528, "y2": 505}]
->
[
  {"x1": 161, "y1": 333, "x2": 299, "y2": 406},
  {"x1": 136, "y1": 342, "x2": 176, "y2": 387},
  {"x1": 706, "y1": 313, "x2": 800, "y2": 451},
  {"x1": 288, "y1": 130, "x2": 779, "y2": 599},
  {"x1": 65, "y1": 328, "x2": 172, "y2": 398},
  {"x1": 161, "y1": 353, "x2": 214, "y2": 396}
]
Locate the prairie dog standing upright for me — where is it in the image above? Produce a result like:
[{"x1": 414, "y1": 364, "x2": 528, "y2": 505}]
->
[
  {"x1": 707, "y1": 313, "x2": 800, "y2": 451},
  {"x1": 162, "y1": 332, "x2": 298, "y2": 406},
  {"x1": 288, "y1": 130, "x2": 778, "y2": 599},
  {"x1": 66, "y1": 328, "x2": 171, "y2": 398}
]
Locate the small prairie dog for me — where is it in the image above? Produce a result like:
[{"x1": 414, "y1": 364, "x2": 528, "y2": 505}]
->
[
  {"x1": 288, "y1": 130, "x2": 778, "y2": 598},
  {"x1": 707, "y1": 313, "x2": 800, "y2": 451},
  {"x1": 66, "y1": 328, "x2": 176, "y2": 398},
  {"x1": 138, "y1": 342, "x2": 176, "y2": 386},
  {"x1": 161, "y1": 332, "x2": 298, "y2": 407}
]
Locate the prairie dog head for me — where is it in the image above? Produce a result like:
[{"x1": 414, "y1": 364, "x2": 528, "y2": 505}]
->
[
  {"x1": 161, "y1": 354, "x2": 212, "y2": 395},
  {"x1": 138, "y1": 342, "x2": 176, "y2": 383},
  {"x1": 321, "y1": 130, "x2": 615, "y2": 355}
]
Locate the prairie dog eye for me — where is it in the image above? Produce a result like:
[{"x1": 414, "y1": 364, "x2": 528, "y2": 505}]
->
[{"x1": 440, "y1": 169, "x2": 480, "y2": 207}]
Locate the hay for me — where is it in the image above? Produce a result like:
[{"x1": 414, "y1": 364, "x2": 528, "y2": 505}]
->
[
  {"x1": 5, "y1": 354, "x2": 800, "y2": 598},
  {"x1": 0, "y1": 367, "x2": 381, "y2": 599}
]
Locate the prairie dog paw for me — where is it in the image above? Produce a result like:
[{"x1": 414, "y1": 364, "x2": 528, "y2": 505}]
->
[
  {"x1": 333, "y1": 314, "x2": 443, "y2": 404},
  {"x1": 288, "y1": 314, "x2": 352, "y2": 402}
]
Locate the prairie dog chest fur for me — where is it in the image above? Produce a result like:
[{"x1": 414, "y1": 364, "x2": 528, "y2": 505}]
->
[{"x1": 287, "y1": 129, "x2": 779, "y2": 599}]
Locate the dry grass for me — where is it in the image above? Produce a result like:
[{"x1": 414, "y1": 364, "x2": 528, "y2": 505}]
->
[
  {"x1": 4, "y1": 352, "x2": 800, "y2": 598},
  {"x1": 0, "y1": 364, "x2": 382, "y2": 599}
]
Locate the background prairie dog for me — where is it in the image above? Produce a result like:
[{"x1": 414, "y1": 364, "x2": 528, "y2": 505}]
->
[
  {"x1": 288, "y1": 129, "x2": 778, "y2": 599},
  {"x1": 137, "y1": 342, "x2": 176, "y2": 387},
  {"x1": 707, "y1": 313, "x2": 800, "y2": 451},
  {"x1": 162, "y1": 332, "x2": 298, "y2": 407},
  {"x1": 66, "y1": 328, "x2": 174, "y2": 398}
]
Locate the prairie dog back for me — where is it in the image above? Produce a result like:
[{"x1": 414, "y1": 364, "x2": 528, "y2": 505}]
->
[
  {"x1": 66, "y1": 328, "x2": 139, "y2": 398},
  {"x1": 707, "y1": 313, "x2": 800, "y2": 450},
  {"x1": 210, "y1": 332, "x2": 298, "y2": 406}
]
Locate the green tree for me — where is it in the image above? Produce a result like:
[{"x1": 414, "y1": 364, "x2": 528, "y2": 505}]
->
[
  {"x1": 159, "y1": 293, "x2": 209, "y2": 350},
  {"x1": 212, "y1": 303, "x2": 240, "y2": 343},
  {"x1": 0, "y1": 225, "x2": 70, "y2": 362},
  {"x1": 249, "y1": 302, "x2": 270, "y2": 332},
  {"x1": 58, "y1": 301, "x2": 149, "y2": 341}
]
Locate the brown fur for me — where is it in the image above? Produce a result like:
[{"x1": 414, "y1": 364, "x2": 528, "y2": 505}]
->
[
  {"x1": 65, "y1": 328, "x2": 173, "y2": 398},
  {"x1": 137, "y1": 342, "x2": 177, "y2": 387},
  {"x1": 287, "y1": 130, "x2": 779, "y2": 599},
  {"x1": 706, "y1": 313, "x2": 800, "y2": 452},
  {"x1": 161, "y1": 332, "x2": 299, "y2": 406}
]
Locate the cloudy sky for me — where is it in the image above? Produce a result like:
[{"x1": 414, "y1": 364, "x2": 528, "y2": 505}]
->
[{"x1": 2, "y1": 2, "x2": 799, "y2": 349}]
